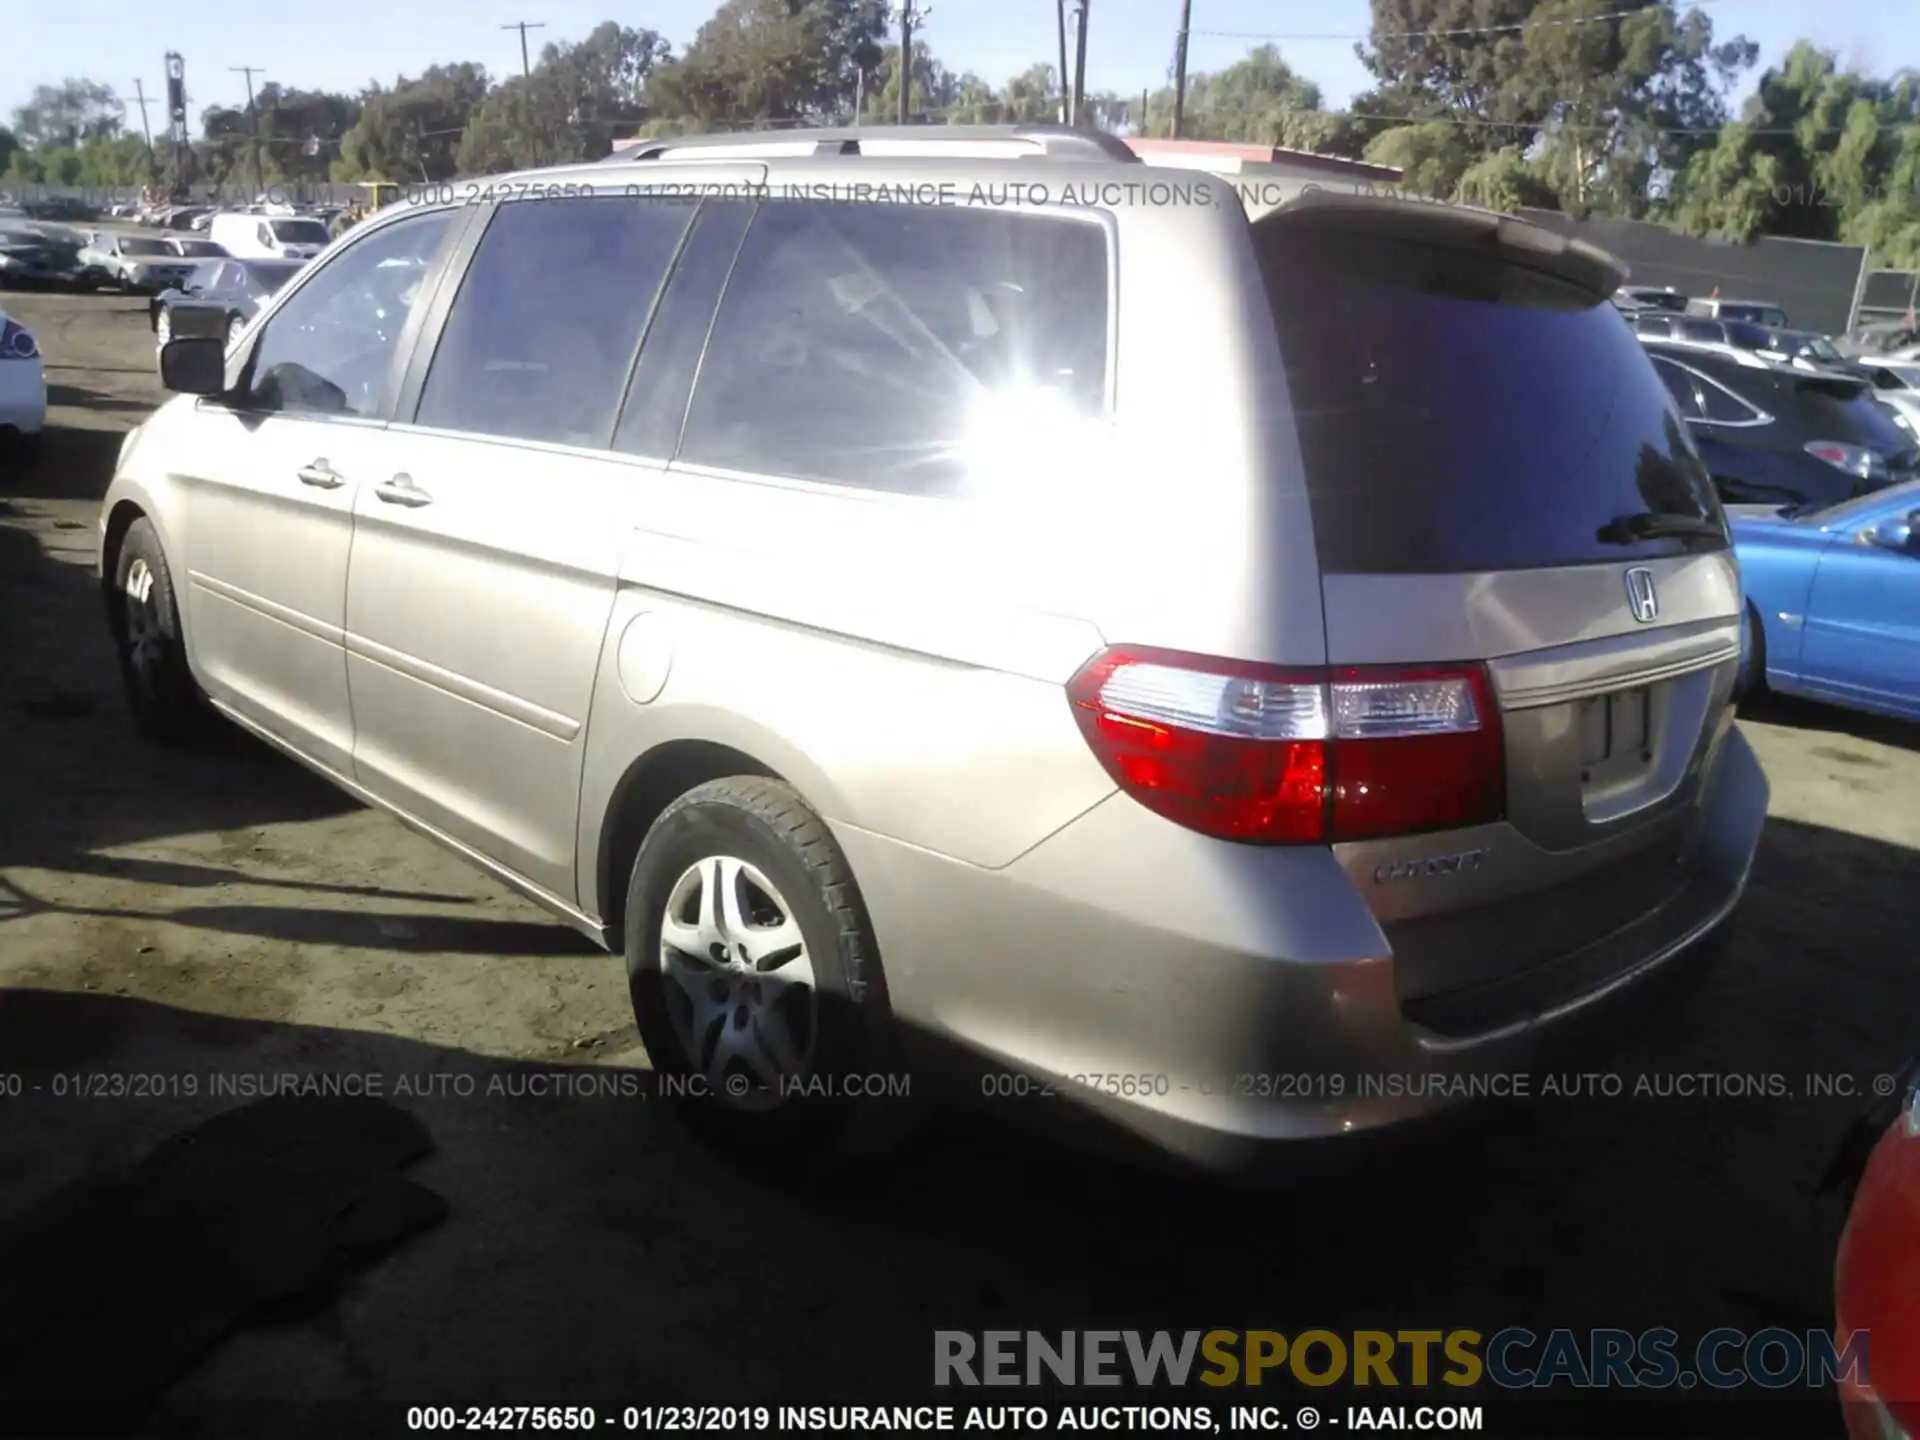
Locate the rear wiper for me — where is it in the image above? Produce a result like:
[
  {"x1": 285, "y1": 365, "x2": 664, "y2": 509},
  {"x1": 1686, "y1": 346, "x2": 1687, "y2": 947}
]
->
[{"x1": 1596, "y1": 511, "x2": 1726, "y2": 544}]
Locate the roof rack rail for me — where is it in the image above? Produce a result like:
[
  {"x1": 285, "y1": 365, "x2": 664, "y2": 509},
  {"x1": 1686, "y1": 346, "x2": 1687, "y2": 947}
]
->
[{"x1": 609, "y1": 123, "x2": 1140, "y2": 165}]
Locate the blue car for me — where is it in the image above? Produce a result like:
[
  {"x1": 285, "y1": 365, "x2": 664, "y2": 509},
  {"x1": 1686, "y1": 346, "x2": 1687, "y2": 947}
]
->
[{"x1": 1732, "y1": 479, "x2": 1920, "y2": 721}]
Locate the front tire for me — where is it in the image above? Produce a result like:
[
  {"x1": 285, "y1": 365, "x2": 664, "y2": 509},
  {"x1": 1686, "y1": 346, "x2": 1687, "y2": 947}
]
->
[
  {"x1": 624, "y1": 777, "x2": 895, "y2": 1164},
  {"x1": 111, "y1": 518, "x2": 208, "y2": 744}
]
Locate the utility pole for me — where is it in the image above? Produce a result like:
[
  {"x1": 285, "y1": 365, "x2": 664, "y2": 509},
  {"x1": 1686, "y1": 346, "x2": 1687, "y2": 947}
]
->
[
  {"x1": 231, "y1": 65, "x2": 264, "y2": 200},
  {"x1": 894, "y1": 1, "x2": 932, "y2": 124},
  {"x1": 131, "y1": 79, "x2": 158, "y2": 180},
  {"x1": 1056, "y1": 0, "x2": 1071, "y2": 123},
  {"x1": 502, "y1": 20, "x2": 547, "y2": 79},
  {"x1": 1070, "y1": 0, "x2": 1090, "y2": 127},
  {"x1": 1172, "y1": 0, "x2": 1193, "y2": 138},
  {"x1": 164, "y1": 52, "x2": 190, "y2": 192}
]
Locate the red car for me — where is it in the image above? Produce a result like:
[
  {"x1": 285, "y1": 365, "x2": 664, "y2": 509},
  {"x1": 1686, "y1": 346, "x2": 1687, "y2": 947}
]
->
[{"x1": 1835, "y1": 1065, "x2": 1920, "y2": 1438}]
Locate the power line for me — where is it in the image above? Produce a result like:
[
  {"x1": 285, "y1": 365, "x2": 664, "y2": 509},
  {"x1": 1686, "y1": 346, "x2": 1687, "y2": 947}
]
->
[{"x1": 1193, "y1": 0, "x2": 1732, "y2": 45}]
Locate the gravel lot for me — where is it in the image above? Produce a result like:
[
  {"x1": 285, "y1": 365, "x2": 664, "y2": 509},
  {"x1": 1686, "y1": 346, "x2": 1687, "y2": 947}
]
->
[{"x1": 2, "y1": 288, "x2": 1918, "y2": 1437}]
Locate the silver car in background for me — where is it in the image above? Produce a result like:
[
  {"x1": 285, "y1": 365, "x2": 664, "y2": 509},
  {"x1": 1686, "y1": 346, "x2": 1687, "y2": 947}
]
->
[{"x1": 100, "y1": 125, "x2": 1767, "y2": 1170}]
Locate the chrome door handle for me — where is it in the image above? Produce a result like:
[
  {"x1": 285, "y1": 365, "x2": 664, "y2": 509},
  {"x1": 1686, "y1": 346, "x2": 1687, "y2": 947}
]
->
[
  {"x1": 374, "y1": 474, "x2": 433, "y2": 508},
  {"x1": 296, "y1": 460, "x2": 343, "y2": 489}
]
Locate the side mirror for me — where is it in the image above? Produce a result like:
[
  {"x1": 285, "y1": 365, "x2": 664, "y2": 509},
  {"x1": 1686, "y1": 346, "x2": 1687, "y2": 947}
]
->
[
  {"x1": 158, "y1": 336, "x2": 228, "y2": 396},
  {"x1": 1863, "y1": 512, "x2": 1919, "y2": 552}
]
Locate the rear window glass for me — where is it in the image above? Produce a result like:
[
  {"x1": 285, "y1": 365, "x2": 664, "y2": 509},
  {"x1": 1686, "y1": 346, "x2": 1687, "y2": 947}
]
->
[
  {"x1": 1798, "y1": 382, "x2": 1916, "y2": 455},
  {"x1": 1254, "y1": 222, "x2": 1726, "y2": 573},
  {"x1": 271, "y1": 219, "x2": 331, "y2": 245}
]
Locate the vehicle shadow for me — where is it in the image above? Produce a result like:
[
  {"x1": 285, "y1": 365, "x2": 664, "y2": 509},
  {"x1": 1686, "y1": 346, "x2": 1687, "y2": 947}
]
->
[
  {"x1": 0, "y1": 423, "x2": 126, "y2": 502},
  {"x1": 2, "y1": 864, "x2": 1897, "y2": 1440},
  {"x1": 45, "y1": 382, "x2": 154, "y2": 415},
  {"x1": 0, "y1": 460, "x2": 596, "y2": 961},
  {"x1": 1741, "y1": 689, "x2": 1920, "y2": 755}
]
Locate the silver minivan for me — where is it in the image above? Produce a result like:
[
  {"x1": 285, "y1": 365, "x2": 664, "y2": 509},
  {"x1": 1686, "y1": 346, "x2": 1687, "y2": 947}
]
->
[{"x1": 101, "y1": 125, "x2": 1768, "y2": 1169}]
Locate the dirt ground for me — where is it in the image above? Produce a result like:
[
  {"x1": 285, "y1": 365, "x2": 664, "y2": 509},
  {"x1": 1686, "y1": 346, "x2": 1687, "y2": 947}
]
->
[{"x1": 3, "y1": 288, "x2": 1919, "y2": 1437}]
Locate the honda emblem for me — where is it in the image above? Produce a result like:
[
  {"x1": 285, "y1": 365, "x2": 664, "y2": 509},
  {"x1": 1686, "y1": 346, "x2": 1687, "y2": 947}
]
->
[{"x1": 1624, "y1": 567, "x2": 1659, "y2": 624}]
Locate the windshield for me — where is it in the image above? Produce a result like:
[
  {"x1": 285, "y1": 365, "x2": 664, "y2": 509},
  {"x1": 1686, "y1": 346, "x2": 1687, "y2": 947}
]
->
[
  {"x1": 270, "y1": 219, "x2": 330, "y2": 245},
  {"x1": 119, "y1": 237, "x2": 170, "y2": 256}
]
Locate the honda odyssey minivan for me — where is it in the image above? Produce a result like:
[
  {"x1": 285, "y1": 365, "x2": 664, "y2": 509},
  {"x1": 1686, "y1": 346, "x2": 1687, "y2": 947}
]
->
[{"x1": 100, "y1": 124, "x2": 1768, "y2": 1169}]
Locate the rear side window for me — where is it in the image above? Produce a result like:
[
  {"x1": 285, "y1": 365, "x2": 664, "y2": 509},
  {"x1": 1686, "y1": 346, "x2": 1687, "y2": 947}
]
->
[
  {"x1": 1254, "y1": 222, "x2": 1725, "y2": 573},
  {"x1": 678, "y1": 201, "x2": 1109, "y2": 496},
  {"x1": 416, "y1": 196, "x2": 695, "y2": 448},
  {"x1": 1697, "y1": 376, "x2": 1763, "y2": 424},
  {"x1": 1634, "y1": 314, "x2": 1673, "y2": 337},
  {"x1": 1678, "y1": 319, "x2": 1723, "y2": 343},
  {"x1": 1651, "y1": 357, "x2": 1704, "y2": 417}
]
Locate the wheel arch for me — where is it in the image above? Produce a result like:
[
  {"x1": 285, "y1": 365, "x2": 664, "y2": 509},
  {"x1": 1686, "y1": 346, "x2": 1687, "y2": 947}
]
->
[{"x1": 590, "y1": 737, "x2": 795, "y2": 949}]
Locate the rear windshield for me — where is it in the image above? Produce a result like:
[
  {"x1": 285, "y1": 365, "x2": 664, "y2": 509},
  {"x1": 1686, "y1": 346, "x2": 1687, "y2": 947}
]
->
[
  {"x1": 1254, "y1": 221, "x2": 1726, "y2": 573},
  {"x1": 252, "y1": 261, "x2": 303, "y2": 294},
  {"x1": 119, "y1": 238, "x2": 170, "y2": 256},
  {"x1": 1796, "y1": 380, "x2": 1917, "y2": 455},
  {"x1": 270, "y1": 219, "x2": 330, "y2": 244}
]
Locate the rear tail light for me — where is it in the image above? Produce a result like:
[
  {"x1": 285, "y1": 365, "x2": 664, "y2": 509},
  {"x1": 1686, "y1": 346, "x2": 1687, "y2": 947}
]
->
[
  {"x1": 1067, "y1": 647, "x2": 1505, "y2": 844},
  {"x1": 1806, "y1": 440, "x2": 1890, "y2": 483},
  {"x1": 0, "y1": 319, "x2": 36, "y2": 361}
]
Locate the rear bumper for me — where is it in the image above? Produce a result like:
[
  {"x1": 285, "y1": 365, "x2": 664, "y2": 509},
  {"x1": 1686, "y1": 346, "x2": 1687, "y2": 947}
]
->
[
  {"x1": 0, "y1": 361, "x2": 48, "y2": 436},
  {"x1": 839, "y1": 725, "x2": 1767, "y2": 1171}
]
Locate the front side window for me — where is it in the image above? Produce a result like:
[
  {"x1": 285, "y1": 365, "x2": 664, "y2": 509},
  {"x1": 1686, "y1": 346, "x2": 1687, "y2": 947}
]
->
[
  {"x1": 240, "y1": 209, "x2": 452, "y2": 419},
  {"x1": 415, "y1": 195, "x2": 695, "y2": 448},
  {"x1": 679, "y1": 201, "x2": 1111, "y2": 496},
  {"x1": 1679, "y1": 319, "x2": 1723, "y2": 344}
]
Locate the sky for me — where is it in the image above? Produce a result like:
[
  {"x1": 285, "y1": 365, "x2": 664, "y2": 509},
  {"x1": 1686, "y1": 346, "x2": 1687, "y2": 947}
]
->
[{"x1": 0, "y1": 0, "x2": 1913, "y2": 137}]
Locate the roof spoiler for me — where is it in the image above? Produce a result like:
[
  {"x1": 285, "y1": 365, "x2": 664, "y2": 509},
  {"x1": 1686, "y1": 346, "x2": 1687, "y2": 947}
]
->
[{"x1": 1253, "y1": 189, "x2": 1628, "y2": 302}]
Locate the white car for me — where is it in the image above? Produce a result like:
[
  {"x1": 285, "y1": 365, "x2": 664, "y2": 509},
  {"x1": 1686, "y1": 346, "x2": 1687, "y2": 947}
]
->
[{"x1": 0, "y1": 307, "x2": 47, "y2": 452}]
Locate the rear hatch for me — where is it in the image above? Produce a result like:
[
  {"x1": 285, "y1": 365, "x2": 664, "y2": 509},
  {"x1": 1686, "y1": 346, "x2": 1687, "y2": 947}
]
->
[{"x1": 1252, "y1": 197, "x2": 1745, "y2": 1029}]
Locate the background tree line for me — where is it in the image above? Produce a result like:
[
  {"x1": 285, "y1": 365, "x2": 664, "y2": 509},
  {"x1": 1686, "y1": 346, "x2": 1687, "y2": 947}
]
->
[{"x1": 1, "y1": 0, "x2": 1915, "y2": 265}]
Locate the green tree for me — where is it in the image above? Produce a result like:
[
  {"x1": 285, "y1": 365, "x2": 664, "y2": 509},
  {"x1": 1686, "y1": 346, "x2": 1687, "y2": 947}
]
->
[
  {"x1": 458, "y1": 23, "x2": 670, "y2": 172},
  {"x1": 337, "y1": 64, "x2": 491, "y2": 182},
  {"x1": 1363, "y1": 121, "x2": 1481, "y2": 196},
  {"x1": 645, "y1": 0, "x2": 886, "y2": 128},
  {"x1": 10, "y1": 79, "x2": 124, "y2": 149}
]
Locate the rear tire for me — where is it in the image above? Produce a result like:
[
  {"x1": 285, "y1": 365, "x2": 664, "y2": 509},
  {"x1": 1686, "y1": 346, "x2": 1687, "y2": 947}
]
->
[
  {"x1": 624, "y1": 777, "x2": 899, "y2": 1171},
  {"x1": 1735, "y1": 603, "x2": 1766, "y2": 701},
  {"x1": 111, "y1": 518, "x2": 209, "y2": 744}
]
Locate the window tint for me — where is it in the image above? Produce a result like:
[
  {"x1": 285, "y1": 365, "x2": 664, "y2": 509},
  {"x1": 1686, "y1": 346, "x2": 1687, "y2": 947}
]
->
[
  {"x1": 1253, "y1": 223, "x2": 1725, "y2": 573},
  {"x1": 612, "y1": 200, "x2": 754, "y2": 460},
  {"x1": 272, "y1": 219, "x2": 331, "y2": 245},
  {"x1": 678, "y1": 201, "x2": 1110, "y2": 495},
  {"x1": 1698, "y1": 376, "x2": 1760, "y2": 423},
  {"x1": 1679, "y1": 319, "x2": 1723, "y2": 343},
  {"x1": 415, "y1": 195, "x2": 694, "y2": 448},
  {"x1": 241, "y1": 209, "x2": 451, "y2": 419},
  {"x1": 1651, "y1": 358, "x2": 1705, "y2": 417}
]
